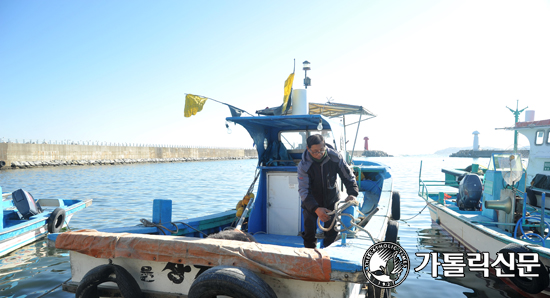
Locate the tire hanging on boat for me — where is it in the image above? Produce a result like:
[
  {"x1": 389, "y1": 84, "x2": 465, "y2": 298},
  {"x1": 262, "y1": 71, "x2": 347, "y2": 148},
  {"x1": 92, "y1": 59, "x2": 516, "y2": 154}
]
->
[
  {"x1": 385, "y1": 220, "x2": 399, "y2": 243},
  {"x1": 47, "y1": 207, "x2": 66, "y2": 233},
  {"x1": 367, "y1": 284, "x2": 391, "y2": 298},
  {"x1": 188, "y1": 266, "x2": 277, "y2": 298},
  {"x1": 498, "y1": 243, "x2": 549, "y2": 294},
  {"x1": 75, "y1": 264, "x2": 144, "y2": 298},
  {"x1": 391, "y1": 191, "x2": 400, "y2": 220}
]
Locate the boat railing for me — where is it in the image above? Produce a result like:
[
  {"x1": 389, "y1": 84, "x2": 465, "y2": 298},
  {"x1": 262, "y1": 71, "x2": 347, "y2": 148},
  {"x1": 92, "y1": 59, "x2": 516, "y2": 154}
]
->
[
  {"x1": 2, "y1": 192, "x2": 11, "y2": 202},
  {"x1": 418, "y1": 161, "x2": 458, "y2": 203}
]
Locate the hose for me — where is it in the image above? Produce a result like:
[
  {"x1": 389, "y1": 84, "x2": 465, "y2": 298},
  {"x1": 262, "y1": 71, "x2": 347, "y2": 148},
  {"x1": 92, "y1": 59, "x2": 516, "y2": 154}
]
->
[{"x1": 316, "y1": 200, "x2": 378, "y2": 244}]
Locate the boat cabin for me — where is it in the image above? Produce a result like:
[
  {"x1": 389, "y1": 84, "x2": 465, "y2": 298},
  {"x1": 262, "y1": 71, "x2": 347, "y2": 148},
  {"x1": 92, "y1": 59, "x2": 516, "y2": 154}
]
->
[{"x1": 227, "y1": 103, "x2": 388, "y2": 248}]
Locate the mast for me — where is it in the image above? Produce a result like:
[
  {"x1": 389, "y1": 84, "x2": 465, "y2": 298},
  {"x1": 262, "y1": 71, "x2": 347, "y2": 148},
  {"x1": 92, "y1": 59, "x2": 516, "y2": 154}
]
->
[{"x1": 506, "y1": 100, "x2": 527, "y2": 154}]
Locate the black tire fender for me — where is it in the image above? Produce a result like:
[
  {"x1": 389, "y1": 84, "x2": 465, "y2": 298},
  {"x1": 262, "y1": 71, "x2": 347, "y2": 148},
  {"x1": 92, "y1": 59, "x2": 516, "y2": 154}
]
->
[
  {"x1": 367, "y1": 284, "x2": 391, "y2": 298},
  {"x1": 188, "y1": 266, "x2": 277, "y2": 298},
  {"x1": 47, "y1": 208, "x2": 66, "y2": 233},
  {"x1": 391, "y1": 191, "x2": 400, "y2": 220},
  {"x1": 385, "y1": 220, "x2": 399, "y2": 243},
  {"x1": 75, "y1": 264, "x2": 143, "y2": 298},
  {"x1": 498, "y1": 243, "x2": 549, "y2": 294}
]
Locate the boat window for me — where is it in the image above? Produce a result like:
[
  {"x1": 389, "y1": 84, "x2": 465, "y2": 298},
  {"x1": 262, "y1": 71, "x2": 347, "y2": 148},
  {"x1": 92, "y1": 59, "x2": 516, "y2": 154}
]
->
[
  {"x1": 279, "y1": 130, "x2": 336, "y2": 152},
  {"x1": 280, "y1": 131, "x2": 307, "y2": 150},
  {"x1": 309, "y1": 130, "x2": 336, "y2": 150},
  {"x1": 547, "y1": 129, "x2": 550, "y2": 145},
  {"x1": 536, "y1": 130, "x2": 545, "y2": 145},
  {"x1": 491, "y1": 154, "x2": 523, "y2": 171}
]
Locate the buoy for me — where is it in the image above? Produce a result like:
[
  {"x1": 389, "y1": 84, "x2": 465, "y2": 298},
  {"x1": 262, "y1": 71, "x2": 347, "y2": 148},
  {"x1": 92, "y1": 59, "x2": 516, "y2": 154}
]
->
[{"x1": 236, "y1": 207, "x2": 244, "y2": 217}]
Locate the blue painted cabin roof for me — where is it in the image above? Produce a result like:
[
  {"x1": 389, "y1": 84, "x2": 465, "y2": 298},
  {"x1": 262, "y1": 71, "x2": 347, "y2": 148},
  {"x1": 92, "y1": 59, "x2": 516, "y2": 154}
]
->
[{"x1": 227, "y1": 114, "x2": 339, "y2": 160}]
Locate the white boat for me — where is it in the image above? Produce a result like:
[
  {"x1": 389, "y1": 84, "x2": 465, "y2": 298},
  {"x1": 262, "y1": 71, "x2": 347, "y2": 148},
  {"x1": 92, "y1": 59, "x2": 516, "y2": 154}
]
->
[
  {"x1": 54, "y1": 91, "x2": 401, "y2": 297},
  {"x1": 418, "y1": 115, "x2": 550, "y2": 296}
]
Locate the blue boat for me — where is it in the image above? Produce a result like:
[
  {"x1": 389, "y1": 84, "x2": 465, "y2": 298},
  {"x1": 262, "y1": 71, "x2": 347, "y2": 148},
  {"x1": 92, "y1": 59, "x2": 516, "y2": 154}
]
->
[
  {"x1": 418, "y1": 115, "x2": 550, "y2": 296},
  {"x1": 55, "y1": 96, "x2": 400, "y2": 297},
  {"x1": 1, "y1": 187, "x2": 92, "y2": 257}
]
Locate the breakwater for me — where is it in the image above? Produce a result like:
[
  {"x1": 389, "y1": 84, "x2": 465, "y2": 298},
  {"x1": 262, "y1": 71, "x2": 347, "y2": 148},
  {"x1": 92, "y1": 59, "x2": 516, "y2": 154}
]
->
[
  {"x1": 450, "y1": 149, "x2": 529, "y2": 158},
  {"x1": 346, "y1": 150, "x2": 392, "y2": 157},
  {"x1": 0, "y1": 143, "x2": 257, "y2": 170}
]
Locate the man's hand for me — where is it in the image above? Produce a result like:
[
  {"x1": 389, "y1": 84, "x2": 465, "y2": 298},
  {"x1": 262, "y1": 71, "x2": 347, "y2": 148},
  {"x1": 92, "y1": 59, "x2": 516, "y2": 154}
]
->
[
  {"x1": 315, "y1": 207, "x2": 331, "y2": 222},
  {"x1": 345, "y1": 195, "x2": 357, "y2": 202}
]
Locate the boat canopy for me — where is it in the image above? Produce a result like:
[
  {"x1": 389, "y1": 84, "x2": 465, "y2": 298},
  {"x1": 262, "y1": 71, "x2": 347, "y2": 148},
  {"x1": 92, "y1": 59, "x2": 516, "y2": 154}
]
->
[
  {"x1": 229, "y1": 102, "x2": 376, "y2": 163},
  {"x1": 299, "y1": 102, "x2": 376, "y2": 119},
  {"x1": 227, "y1": 115, "x2": 337, "y2": 162}
]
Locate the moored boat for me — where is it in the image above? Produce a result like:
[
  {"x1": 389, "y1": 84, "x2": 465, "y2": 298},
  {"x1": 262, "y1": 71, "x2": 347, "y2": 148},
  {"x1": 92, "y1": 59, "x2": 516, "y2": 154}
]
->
[
  {"x1": 55, "y1": 87, "x2": 400, "y2": 297},
  {"x1": 418, "y1": 112, "x2": 550, "y2": 296},
  {"x1": 1, "y1": 187, "x2": 92, "y2": 257}
]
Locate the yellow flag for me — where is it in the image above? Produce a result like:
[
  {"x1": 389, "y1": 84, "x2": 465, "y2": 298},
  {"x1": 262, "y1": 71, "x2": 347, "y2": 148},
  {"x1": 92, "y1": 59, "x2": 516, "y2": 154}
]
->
[
  {"x1": 281, "y1": 73, "x2": 294, "y2": 112},
  {"x1": 184, "y1": 94, "x2": 208, "y2": 117}
]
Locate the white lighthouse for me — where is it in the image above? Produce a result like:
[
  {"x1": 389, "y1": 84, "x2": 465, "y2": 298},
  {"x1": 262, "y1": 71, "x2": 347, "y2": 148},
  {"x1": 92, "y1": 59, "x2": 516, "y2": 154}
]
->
[{"x1": 473, "y1": 131, "x2": 480, "y2": 151}]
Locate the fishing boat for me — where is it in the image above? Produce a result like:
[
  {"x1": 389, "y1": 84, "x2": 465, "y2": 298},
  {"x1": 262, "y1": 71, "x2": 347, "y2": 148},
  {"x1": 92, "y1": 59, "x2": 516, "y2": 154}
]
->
[
  {"x1": 418, "y1": 112, "x2": 550, "y2": 296},
  {"x1": 1, "y1": 187, "x2": 92, "y2": 257},
  {"x1": 54, "y1": 89, "x2": 400, "y2": 297}
]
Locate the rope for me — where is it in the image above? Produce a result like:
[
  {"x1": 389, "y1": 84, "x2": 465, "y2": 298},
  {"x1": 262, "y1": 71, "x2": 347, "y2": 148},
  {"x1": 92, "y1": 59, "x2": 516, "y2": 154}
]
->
[
  {"x1": 140, "y1": 219, "x2": 173, "y2": 235},
  {"x1": 171, "y1": 221, "x2": 208, "y2": 237},
  {"x1": 399, "y1": 201, "x2": 429, "y2": 222},
  {"x1": 316, "y1": 200, "x2": 378, "y2": 244},
  {"x1": 140, "y1": 218, "x2": 209, "y2": 237},
  {"x1": 64, "y1": 219, "x2": 72, "y2": 232},
  {"x1": 36, "y1": 277, "x2": 71, "y2": 298},
  {"x1": 317, "y1": 200, "x2": 361, "y2": 232}
]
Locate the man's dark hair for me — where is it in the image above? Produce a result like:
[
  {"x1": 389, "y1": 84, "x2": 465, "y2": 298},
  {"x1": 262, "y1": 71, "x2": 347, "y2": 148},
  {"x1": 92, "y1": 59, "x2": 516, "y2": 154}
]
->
[{"x1": 307, "y1": 134, "x2": 325, "y2": 148}]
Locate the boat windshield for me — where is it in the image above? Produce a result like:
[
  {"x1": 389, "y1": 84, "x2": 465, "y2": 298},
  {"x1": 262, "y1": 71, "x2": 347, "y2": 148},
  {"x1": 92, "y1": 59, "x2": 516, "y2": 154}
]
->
[
  {"x1": 488, "y1": 154, "x2": 523, "y2": 171},
  {"x1": 279, "y1": 130, "x2": 335, "y2": 153}
]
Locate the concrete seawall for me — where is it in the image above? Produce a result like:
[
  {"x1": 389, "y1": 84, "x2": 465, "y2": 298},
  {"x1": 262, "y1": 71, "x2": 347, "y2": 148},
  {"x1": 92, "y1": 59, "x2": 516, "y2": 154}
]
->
[{"x1": 0, "y1": 143, "x2": 257, "y2": 170}]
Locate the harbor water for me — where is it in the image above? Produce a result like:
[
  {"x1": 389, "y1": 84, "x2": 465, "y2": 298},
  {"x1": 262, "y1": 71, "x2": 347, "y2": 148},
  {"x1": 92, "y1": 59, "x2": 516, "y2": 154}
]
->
[{"x1": 0, "y1": 156, "x2": 526, "y2": 298}]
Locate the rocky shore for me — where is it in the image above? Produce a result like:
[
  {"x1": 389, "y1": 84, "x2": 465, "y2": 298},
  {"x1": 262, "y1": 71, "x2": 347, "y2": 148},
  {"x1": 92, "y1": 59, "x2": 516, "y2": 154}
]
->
[
  {"x1": 362, "y1": 150, "x2": 392, "y2": 157},
  {"x1": 7, "y1": 156, "x2": 255, "y2": 170},
  {"x1": 450, "y1": 149, "x2": 529, "y2": 158}
]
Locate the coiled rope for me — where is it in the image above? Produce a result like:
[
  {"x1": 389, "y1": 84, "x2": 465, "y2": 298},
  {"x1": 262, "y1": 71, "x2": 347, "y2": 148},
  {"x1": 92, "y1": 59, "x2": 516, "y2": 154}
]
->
[{"x1": 317, "y1": 200, "x2": 378, "y2": 244}]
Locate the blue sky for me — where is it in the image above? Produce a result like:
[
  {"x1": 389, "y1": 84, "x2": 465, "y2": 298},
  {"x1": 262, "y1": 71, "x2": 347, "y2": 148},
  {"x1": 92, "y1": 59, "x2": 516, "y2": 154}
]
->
[{"x1": 2, "y1": 0, "x2": 549, "y2": 155}]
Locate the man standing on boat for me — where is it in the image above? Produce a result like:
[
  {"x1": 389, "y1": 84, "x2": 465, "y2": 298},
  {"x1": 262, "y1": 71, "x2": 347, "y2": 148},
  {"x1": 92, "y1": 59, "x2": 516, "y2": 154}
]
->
[{"x1": 298, "y1": 134, "x2": 359, "y2": 248}]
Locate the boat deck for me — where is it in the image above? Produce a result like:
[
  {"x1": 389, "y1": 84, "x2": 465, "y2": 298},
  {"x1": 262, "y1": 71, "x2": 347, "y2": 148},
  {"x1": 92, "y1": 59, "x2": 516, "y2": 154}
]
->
[{"x1": 254, "y1": 234, "x2": 304, "y2": 247}]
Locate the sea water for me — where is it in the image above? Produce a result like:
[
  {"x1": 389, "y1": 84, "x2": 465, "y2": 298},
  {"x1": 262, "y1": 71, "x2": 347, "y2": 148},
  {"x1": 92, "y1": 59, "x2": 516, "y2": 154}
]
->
[{"x1": 0, "y1": 156, "x2": 526, "y2": 298}]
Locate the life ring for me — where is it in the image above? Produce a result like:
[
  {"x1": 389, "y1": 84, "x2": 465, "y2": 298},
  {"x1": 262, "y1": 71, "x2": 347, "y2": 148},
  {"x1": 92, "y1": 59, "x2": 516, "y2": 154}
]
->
[
  {"x1": 391, "y1": 191, "x2": 400, "y2": 220},
  {"x1": 498, "y1": 243, "x2": 549, "y2": 294},
  {"x1": 75, "y1": 264, "x2": 143, "y2": 298},
  {"x1": 385, "y1": 220, "x2": 399, "y2": 243},
  {"x1": 47, "y1": 208, "x2": 66, "y2": 233},
  {"x1": 188, "y1": 266, "x2": 277, "y2": 298}
]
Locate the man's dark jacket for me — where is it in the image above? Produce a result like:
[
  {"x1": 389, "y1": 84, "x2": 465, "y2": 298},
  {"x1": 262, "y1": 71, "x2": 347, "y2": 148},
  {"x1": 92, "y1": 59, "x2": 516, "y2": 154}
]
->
[{"x1": 297, "y1": 146, "x2": 359, "y2": 213}]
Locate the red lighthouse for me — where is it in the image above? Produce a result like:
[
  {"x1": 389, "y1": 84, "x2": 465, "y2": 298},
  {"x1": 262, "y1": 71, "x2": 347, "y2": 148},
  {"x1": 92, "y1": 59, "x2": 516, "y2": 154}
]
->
[{"x1": 364, "y1": 137, "x2": 369, "y2": 151}]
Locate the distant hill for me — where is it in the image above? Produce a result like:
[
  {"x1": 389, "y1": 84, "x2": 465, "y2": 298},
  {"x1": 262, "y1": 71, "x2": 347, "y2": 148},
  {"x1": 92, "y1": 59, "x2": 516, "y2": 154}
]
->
[{"x1": 434, "y1": 146, "x2": 530, "y2": 156}]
